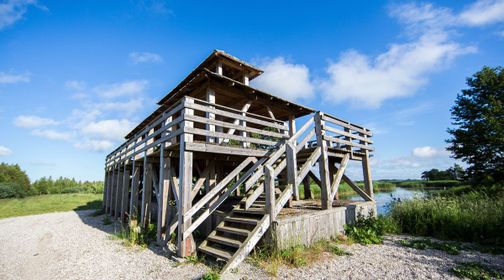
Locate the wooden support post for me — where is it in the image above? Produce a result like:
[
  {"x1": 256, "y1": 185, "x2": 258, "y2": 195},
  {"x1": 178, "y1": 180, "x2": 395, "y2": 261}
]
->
[
  {"x1": 303, "y1": 177, "x2": 312, "y2": 199},
  {"x1": 141, "y1": 157, "x2": 153, "y2": 228},
  {"x1": 165, "y1": 157, "x2": 177, "y2": 238},
  {"x1": 121, "y1": 165, "x2": 130, "y2": 224},
  {"x1": 315, "y1": 112, "x2": 332, "y2": 209},
  {"x1": 130, "y1": 161, "x2": 140, "y2": 222},
  {"x1": 115, "y1": 166, "x2": 123, "y2": 219},
  {"x1": 178, "y1": 97, "x2": 196, "y2": 257},
  {"x1": 362, "y1": 148, "x2": 373, "y2": 199},
  {"x1": 206, "y1": 88, "x2": 216, "y2": 143},
  {"x1": 157, "y1": 148, "x2": 170, "y2": 245},
  {"x1": 102, "y1": 170, "x2": 108, "y2": 210},
  {"x1": 105, "y1": 169, "x2": 112, "y2": 213},
  {"x1": 288, "y1": 114, "x2": 296, "y2": 139},
  {"x1": 265, "y1": 165, "x2": 276, "y2": 224},
  {"x1": 203, "y1": 161, "x2": 216, "y2": 235},
  {"x1": 286, "y1": 141, "x2": 299, "y2": 201},
  {"x1": 109, "y1": 167, "x2": 116, "y2": 215},
  {"x1": 243, "y1": 74, "x2": 249, "y2": 86},
  {"x1": 216, "y1": 61, "x2": 223, "y2": 75}
]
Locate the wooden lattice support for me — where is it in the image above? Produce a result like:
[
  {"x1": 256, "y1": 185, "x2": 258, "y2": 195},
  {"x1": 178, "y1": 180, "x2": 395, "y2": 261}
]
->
[
  {"x1": 129, "y1": 161, "x2": 140, "y2": 223},
  {"x1": 141, "y1": 158, "x2": 153, "y2": 228},
  {"x1": 157, "y1": 148, "x2": 170, "y2": 245},
  {"x1": 115, "y1": 166, "x2": 123, "y2": 219},
  {"x1": 121, "y1": 165, "x2": 131, "y2": 223}
]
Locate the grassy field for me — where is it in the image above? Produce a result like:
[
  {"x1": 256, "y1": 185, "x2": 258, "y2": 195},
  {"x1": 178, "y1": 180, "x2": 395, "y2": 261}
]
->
[{"x1": 0, "y1": 193, "x2": 102, "y2": 219}]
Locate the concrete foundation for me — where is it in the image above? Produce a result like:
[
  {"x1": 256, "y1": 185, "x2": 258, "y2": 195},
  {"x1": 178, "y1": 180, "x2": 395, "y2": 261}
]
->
[{"x1": 271, "y1": 201, "x2": 376, "y2": 250}]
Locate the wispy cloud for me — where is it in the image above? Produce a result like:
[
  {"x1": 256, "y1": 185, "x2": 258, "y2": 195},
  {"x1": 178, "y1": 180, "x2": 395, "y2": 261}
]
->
[
  {"x1": 412, "y1": 146, "x2": 450, "y2": 158},
  {"x1": 0, "y1": 0, "x2": 47, "y2": 30},
  {"x1": 64, "y1": 80, "x2": 86, "y2": 91},
  {"x1": 0, "y1": 72, "x2": 30, "y2": 84},
  {"x1": 95, "y1": 80, "x2": 149, "y2": 98},
  {"x1": 74, "y1": 139, "x2": 114, "y2": 152},
  {"x1": 129, "y1": 52, "x2": 163, "y2": 64},
  {"x1": 0, "y1": 145, "x2": 13, "y2": 156},
  {"x1": 14, "y1": 115, "x2": 58, "y2": 128},
  {"x1": 252, "y1": 57, "x2": 315, "y2": 101},
  {"x1": 31, "y1": 129, "x2": 72, "y2": 141},
  {"x1": 459, "y1": 0, "x2": 504, "y2": 26},
  {"x1": 80, "y1": 119, "x2": 134, "y2": 141}
]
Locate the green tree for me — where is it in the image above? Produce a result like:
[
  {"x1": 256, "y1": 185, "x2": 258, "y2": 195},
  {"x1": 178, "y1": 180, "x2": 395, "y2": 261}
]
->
[
  {"x1": 447, "y1": 66, "x2": 504, "y2": 183},
  {"x1": 0, "y1": 162, "x2": 31, "y2": 197}
]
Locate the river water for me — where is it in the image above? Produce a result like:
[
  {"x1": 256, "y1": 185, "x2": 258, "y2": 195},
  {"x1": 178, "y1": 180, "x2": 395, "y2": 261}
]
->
[{"x1": 349, "y1": 187, "x2": 426, "y2": 215}]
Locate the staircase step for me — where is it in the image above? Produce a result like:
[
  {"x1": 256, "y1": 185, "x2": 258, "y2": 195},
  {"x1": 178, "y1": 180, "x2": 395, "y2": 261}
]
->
[
  {"x1": 199, "y1": 244, "x2": 232, "y2": 260},
  {"x1": 225, "y1": 216, "x2": 259, "y2": 225},
  {"x1": 234, "y1": 208, "x2": 265, "y2": 215},
  {"x1": 216, "y1": 225, "x2": 251, "y2": 237},
  {"x1": 208, "y1": 235, "x2": 242, "y2": 248}
]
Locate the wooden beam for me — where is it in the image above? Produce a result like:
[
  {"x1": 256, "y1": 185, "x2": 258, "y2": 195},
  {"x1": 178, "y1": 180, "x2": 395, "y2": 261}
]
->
[
  {"x1": 115, "y1": 167, "x2": 123, "y2": 219},
  {"x1": 286, "y1": 141, "x2": 299, "y2": 201},
  {"x1": 129, "y1": 162, "x2": 140, "y2": 222},
  {"x1": 264, "y1": 165, "x2": 276, "y2": 224},
  {"x1": 315, "y1": 112, "x2": 332, "y2": 209},
  {"x1": 302, "y1": 176, "x2": 312, "y2": 199},
  {"x1": 342, "y1": 174, "x2": 373, "y2": 202},
  {"x1": 140, "y1": 158, "x2": 153, "y2": 227},
  {"x1": 157, "y1": 149, "x2": 170, "y2": 245},
  {"x1": 330, "y1": 154, "x2": 350, "y2": 199},
  {"x1": 121, "y1": 165, "x2": 131, "y2": 224},
  {"x1": 206, "y1": 88, "x2": 216, "y2": 143},
  {"x1": 178, "y1": 97, "x2": 196, "y2": 257}
]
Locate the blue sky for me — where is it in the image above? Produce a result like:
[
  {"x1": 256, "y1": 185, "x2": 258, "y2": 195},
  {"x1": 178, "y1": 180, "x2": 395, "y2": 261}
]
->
[{"x1": 0, "y1": 0, "x2": 503, "y2": 181}]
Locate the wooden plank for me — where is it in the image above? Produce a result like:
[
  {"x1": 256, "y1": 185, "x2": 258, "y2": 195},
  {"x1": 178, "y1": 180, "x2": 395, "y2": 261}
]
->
[
  {"x1": 321, "y1": 114, "x2": 372, "y2": 136},
  {"x1": 206, "y1": 88, "x2": 216, "y2": 143},
  {"x1": 121, "y1": 165, "x2": 130, "y2": 223},
  {"x1": 302, "y1": 176, "x2": 312, "y2": 199},
  {"x1": 274, "y1": 185, "x2": 293, "y2": 216},
  {"x1": 315, "y1": 112, "x2": 332, "y2": 210},
  {"x1": 362, "y1": 149, "x2": 374, "y2": 199},
  {"x1": 185, "y1": 115, "x2": 286, "y2": 139},
  {"x1": 323, "y1": 124, "x2": 373, "y2": 143},
  {"x1": 157, "y1": 149, "x2": 169, "y2": 245},
  {"x1": 330, "y1": 153, "x2": 350, "y2": 199},
  {"x1": 286, "y1": 142, "x2": 298, "y2": 200},
  {"x1": 141, "y1": 162, "x2": 153, "y2": 227},
  {"x1": 323, "y1": 134, "x2": 374, "y2": 151},
  {"x1": 115, "y1": 167, "x2": 123, "y2": 219},
  {"x1": 178, "y1": 97, "x2": 195, "y2": 257},
  {"x1": 184, "y1": 127, "x2": 277, "y2": 146},
  {"x1": 296, "y1": 129, "x2": 315, "y2": 153},
  {"x1": 264, "y1": 165, "x2": 276, "y2": 223},
  {"x1": 221, "y1": 215, "x2": 271, "y2": 274},
  {"x1": 295, "y1": 147, "x2": 321, "y2": 186},
  {"x1": 185, "y1": 142, "x2": 268, "y2": 157},
  {"x1": 342, "y1": 174, "x2": 373, "y2": 201},
  {"x1": 129, "y1": 163, "x2": 140, "y2": 221},
  {"x1": 185, "y1": 102, "x2": 287, "y2": 130}
]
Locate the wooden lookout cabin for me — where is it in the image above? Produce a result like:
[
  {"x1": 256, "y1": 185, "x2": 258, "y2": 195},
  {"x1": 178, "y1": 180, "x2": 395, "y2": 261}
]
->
[{"x1": 103, "y1": 50, "x2": 375, "y2": 273}]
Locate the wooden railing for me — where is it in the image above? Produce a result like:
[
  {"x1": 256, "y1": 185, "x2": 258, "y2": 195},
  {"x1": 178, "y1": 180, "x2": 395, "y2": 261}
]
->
[{"x1": 105, "y1": 96, "x2": 290, "y2": 168}]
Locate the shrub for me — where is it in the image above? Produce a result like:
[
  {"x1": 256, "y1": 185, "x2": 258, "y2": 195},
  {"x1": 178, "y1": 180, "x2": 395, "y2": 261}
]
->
[
  {"x1": 201, "y1": 271, "x2": 220, "y2": 280},
  {"x1": 345, "y1": 212, "x2": 398, "y2": 245},
  {"x1": 0, "y1": 183, "x2": 17, "y2": 199},
  {"x1": 450, "y1": 262, "x2": 504, "y2": 280},
  {"x1": 390, "y1": 191, "x2": 504, "y2": 246},
  {"x1": 0, "y1": 163, "x2": 30, "y2": 197}
]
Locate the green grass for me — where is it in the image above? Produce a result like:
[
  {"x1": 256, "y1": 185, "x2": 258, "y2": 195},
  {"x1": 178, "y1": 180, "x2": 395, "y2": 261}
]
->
[
  {"x1": 450, "y1": 262, "x2": 504, "y2": 280},
  {"x1": 399, "y1": 239, "x2": 461, "y2": 255},
  {"x1": 390, "y1": 191, "x2": 504, "y2": 246},
  {"x1": 0, "y1": 193, "x2": 102, "y2": 219}
]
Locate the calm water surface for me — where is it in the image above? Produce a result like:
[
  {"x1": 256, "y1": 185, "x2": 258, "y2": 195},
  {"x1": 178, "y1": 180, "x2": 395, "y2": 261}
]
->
[{"x1": 350, "y1": 187, "x2": 426, "y2": 215}]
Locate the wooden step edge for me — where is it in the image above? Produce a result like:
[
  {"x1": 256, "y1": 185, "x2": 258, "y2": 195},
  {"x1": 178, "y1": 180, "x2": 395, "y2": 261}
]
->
[
  {"x1": 216, "y1": 226, "x2": 251, "y2": 237},
  {"x1": 234, "y1": 208, "x2": 265, "y2": 215},
  {"x1": 208, "y1": 235, "x2": 242, "y2": 248},
  {"x1": 224, "y1": 216, "x2": 259, "y2": 225},
  {"x1": 198, "y1": 245, "x2": 232, "y2": 261}
]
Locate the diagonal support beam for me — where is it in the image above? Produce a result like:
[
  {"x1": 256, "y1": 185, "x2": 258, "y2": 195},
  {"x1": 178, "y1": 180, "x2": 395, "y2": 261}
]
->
[{"x1": 330, "y1": 154, "x2": 350, "y2": 199}]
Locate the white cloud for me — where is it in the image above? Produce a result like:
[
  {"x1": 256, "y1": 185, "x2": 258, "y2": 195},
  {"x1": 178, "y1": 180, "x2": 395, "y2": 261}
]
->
[
  {"x1": 95, "y1": 80, "x2": 148, "y2": 99},
  {"x1": 74, "y1": 139, "x2": 114, "y2": 152},
  {"x1": 14, "y1": 115, "x2": 58, "y2": 128},
  {"x1": 0, "y1": 0, "x2": 46, "y2": 30},
  {"x1": 0, "y1": 72, "x2": 30, "y2": 84},
  {"x1": 0, "y1": 145, "x2": 13, "y2": 156},
  {"x1": 129, "y1": 52, "x2": 163, "y2": 64},
  {"x1": 94, "y1": 98, "x2": 144, "y2": 116},
  {"x1": 459, "y1": 0, "x2": 504, "y2": 26},
  {"x1": 31, "y1": 129, "x2": 72, "y2": 141},
  {"x1": 252, "y1": 57, "x2": 315, "y2": 101},
  {"x1": 80, "y1": 119, "x2": 134, "y2": 141},
  {"x1": 64, "y1": 80, "x2": 86, "y2": 91},
  {"x1": 412, "y1": 146, "x2": 450, "y2": 158},
  {"x1": 320, "y1": 3, "x2": 476, "y2": 108}
]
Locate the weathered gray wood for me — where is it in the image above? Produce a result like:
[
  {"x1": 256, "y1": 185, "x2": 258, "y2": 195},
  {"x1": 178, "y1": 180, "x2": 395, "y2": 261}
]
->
[
  {"x1": 102, "y1": 171, "x2": 108, "y2": 210},
  {"x1": 321, "y1": 114, "x2": 372, "y2": 136},
  {"x1": 322, "y1": 124, "x2": 373, "y2": 144},
  {"x1": 115, "y1": 167, "x2": 123, "y2": 219},
  {"x1": 184, "y1": 127, "x2": 278, "y2": 146},
  {"x1": 140, "y1": 159, "x2": 153, "y2": 228},
  {"x1": 157, "y1": 148, "x2": 169, "y2": 245},
  {"x1": 315, "y1": 112, "x2": 332, "y2": 209},
  {"x1": 302, "y1": 176, "x2": 312, "y2": 199},
  {"x1": 264, "y1": 165, "x2": 276, "y2": 224},
  {"x1": 286, "y1": 142, "x2": 299, "y2": 200},
  {"x1": 121, "y1": 165, "x2": 130, "y2": 223},
  {"x1": 274, "y1": 185, "x2": 293, "y2": 216},
  {"x1": 185, "y1": 142, "x2": 268, "y2": 157},
  {"x1": 362, "y1": 149, "x2": 374, "y2": 198},
  {"x1": 323, "y1": 134, "x2": 374, "y2": 151},
  {"x1": 178, "y1": 97, "x2": 195, "y2": 257},
  {"x1": 129, "y1": 162, "x2": 140, "y2": 221},
  {"x1": 206, "y1": 88, "x2": 216, "y2": 143},
  {"x1": 296, "y1": 147, "x2": 321, "y2": 188},
  {"x1": 330, "y1": 153, "x2": 350, "y2": 199},
  {"x1": 342, "y1": 174, "x2": 373, "y2": 201}
]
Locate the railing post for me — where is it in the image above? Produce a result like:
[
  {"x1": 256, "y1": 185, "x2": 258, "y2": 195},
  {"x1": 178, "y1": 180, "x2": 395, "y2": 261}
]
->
[
  {"x1": 178, "y1": 97, "x2": 196, "y2": 257},
  {"x1": 314, "y1": 112, "x2": 332, "y2": 210},
  {"x1": 286, "y1": 141, "x2": 299, "y2": 201},
  {"x1": 361, "y1": 129, "x2": 374, "y2": 199},
  {"x1": 265, "y1": 165, "x2": 276, "y2": 224},
  {"x1": 206, "y1": 88, "x2": 216, "y2": 144}
]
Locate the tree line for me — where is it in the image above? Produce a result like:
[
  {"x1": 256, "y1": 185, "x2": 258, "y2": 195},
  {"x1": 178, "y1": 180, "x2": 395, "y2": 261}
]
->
[{"x1": 0, "y1": 162, "x2": 103, "y2": 199}]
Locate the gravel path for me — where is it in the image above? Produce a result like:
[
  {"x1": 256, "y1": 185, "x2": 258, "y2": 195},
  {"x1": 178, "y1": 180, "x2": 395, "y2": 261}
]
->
[{"x1": 0, "y1": 211, "x2": 502, "y2": 280}]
